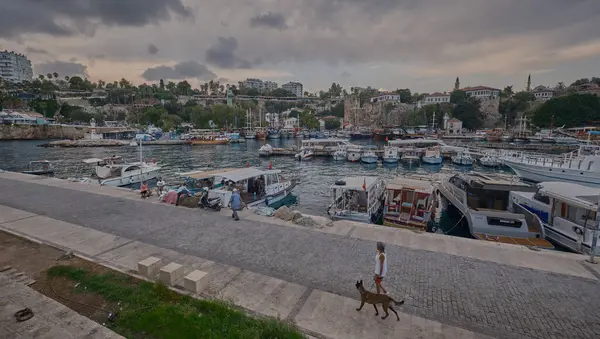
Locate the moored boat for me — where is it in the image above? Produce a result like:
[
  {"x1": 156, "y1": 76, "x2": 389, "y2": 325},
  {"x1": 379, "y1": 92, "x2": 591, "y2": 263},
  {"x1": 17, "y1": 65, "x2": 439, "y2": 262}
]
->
[
  {"x1": 452, "y1": 149, "x2": 474, "y2": 166},
  {"x1": 382, "y1": 146, "x2": 399, "y2": 164},
  {"x1": 479, "y1": 153, "x2": 502, "y2": 167},
  {"x1": 422, "y1": 147, "x2": 443, "y2": 165},
  {"x1": 326, "y1": 176, "x2": 385, "y2": 224},
  {"x1": 360, "y1": 146, "x2": 378, "y2": 164},
  {"x1": 437, "y1": 173, "x2": 553, "y2": 249},
  {"x1": 79, "y1": 156, "x2": 161, "y2": 187},
  {"x1": 347, "y1": 145, "x2": 362, "y2": 162},
  {"x1": 258, "y1": 144, "x2": 273, "y2": 157},
  {"x1": 22, "y1": 160, "x2": 54, "y2": 176},
  {"x1": 383, "y1": 177, "x2": 436, "y2": 231},
  {"x1": 295, "y1": 148, "x2": 314, "y2": 161},
  {"x1": 400, "y1": 147, "x2": 421, "y2": 164},
  {"x1": 332, "y1": 144, "x2": 347, "y2": 161}
]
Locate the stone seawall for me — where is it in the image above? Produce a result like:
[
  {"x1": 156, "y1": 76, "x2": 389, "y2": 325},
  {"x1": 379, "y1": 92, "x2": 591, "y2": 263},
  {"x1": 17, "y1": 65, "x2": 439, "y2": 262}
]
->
[{"x1": 0, "y1": 124, "x2": 86, "y2": 140}]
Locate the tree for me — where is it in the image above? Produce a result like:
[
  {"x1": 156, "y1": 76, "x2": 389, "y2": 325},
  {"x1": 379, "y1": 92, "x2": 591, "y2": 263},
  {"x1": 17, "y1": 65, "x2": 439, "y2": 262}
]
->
[
  {"x1": 68, "y1": 76, "x2": 85, "y2": 90},
  {"x1": 331, "y1": 102, "x2": 344, "y2": 117},
  {"x1": 531, "y1": 93, "x2": 600, "y2": 128},
  {"x1": 452, "y1": 100, "x2": 482, "y2": 130},
  {"x1": 166, "y1": 81, "x2": 176, "y2": 93},
  {"x1": 500, "y1": 86, "x2": 514, "y2": 98},
  {"x1": 450, "y1": 90, "x2": 468, "y2": 104},
  {"x1": 324, "y1": 118, "x2": 341, "y2": 130},
  {"x1": 38, "y1": 75, "x2": 45, "y2": 80},
  {"x1": 247, "y1": 88, "x2": 260, "y2": 97},
  {"x1": 299, "y1": 109, "x2": 319, "y2": 129},
  {"x1": 46, "y1": 73, "x2": 52, "y2": 79},
  {"x1": 394, "y1": 88, "x2": 412, "y2": 103},
  {"x1": 176, "y1": 80, "x2": 192, "y2": 96},
  {"x1": 53, "y1": 72, "x2": 58, "y2": 79},
  {"x1": 64, "y1": 76, "x2": 70, "y2": 82},
  {"x1": 271, "y1": 88, "x2": 295, "y2": 97},
  {"x1": 570, "y1": 78, "x2": 590, "y2": 87}
]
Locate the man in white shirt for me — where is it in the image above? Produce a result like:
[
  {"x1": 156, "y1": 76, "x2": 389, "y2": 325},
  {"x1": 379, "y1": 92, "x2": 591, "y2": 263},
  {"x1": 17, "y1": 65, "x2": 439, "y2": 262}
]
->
[{"x1": 156, "y1": 177, "x2": 166, "y2": 195}]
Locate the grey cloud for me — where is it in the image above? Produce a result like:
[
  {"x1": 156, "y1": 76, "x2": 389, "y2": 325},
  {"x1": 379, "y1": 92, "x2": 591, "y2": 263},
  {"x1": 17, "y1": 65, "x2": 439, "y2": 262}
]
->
[
  {"x1": 25, "y1": 46, "x2": 52, "y2": 56},
  {"x1": 341, "y1": 71, "x2": 351, "y2": 78},
  {"x1": 205, "y1": 37, "x2": 253, "y2": 69},
  {"x1": 148, "y1": 44, "x2": 159, "y2": 55},
  {"x1": 0, "y1": 0, "x2": 192, "y2": 39},
  {"x1": 250, "y1": 12, "x2": 288, "y2": 30},
  {"x1": 35, "y1": 61, "x2": 88, "y2": 77},
  {"x1": 141, "y1": 61, "x2": 216, "y2": 81}
]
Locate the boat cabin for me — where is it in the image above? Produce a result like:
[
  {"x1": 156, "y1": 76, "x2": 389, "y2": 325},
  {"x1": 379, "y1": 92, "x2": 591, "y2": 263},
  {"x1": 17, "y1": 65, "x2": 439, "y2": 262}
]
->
[
  {"x1": 327, "y1": 176, "x2": 385, "y2": 224},
  {"x1": 383, "y1": 178, "x2": 436, "y2": 230}
]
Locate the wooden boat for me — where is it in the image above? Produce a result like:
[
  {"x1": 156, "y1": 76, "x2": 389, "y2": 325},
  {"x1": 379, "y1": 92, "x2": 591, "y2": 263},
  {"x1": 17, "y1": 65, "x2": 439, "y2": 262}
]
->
[{"x1": 383, "y1": 178, "x2": 436, "y2": 231}]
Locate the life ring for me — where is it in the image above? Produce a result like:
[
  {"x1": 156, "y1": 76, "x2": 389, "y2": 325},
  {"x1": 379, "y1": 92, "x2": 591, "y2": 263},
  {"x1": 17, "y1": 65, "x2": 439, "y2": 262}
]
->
[{"x1": 15, "y1": 308, "x2": 34, "y2": 322}]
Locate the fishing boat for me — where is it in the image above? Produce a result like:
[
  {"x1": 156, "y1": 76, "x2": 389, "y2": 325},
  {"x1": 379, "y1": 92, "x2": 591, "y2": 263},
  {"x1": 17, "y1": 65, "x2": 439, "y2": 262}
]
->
[
  {"x1": 191, "y1": 136, "x2": 229, "y2": 145},
  {"x1": 326, "y1": 176, "x2": 385, "y2": 224},
  {"x1": 258, "y1": 144, "x2": 273, "y2": 157},
  {"x1": 79, "y1": 156, "x2": 161, "y2": 187},
  {"x1": 268, "y1": 130, "x2": 281, "y2": 139},
  {"x1": 383, "y1": 177, "x2": 436, "y2": 231},
  {"x1": 400, "y1": 147, "x2": 420, "y2": 164},
  {"x1": 452, "y1": 149, "x2": 474, "y2": 166},
  {"x1": 182, "y1": 167, "x2": 296, "y2": 208},
  {"x1": 256, "y1": 129, "x2": 267, "y2": 140},
  {"x1": 502, "y1": 144, "x2": 600, "y2": 187},
  {"x1": 382, "y1": 146, "x2": 399, "y2": 164},
  {"x1": 244, "y1": 131, "x2": 256, "y2": 139},
  {"x1": 360, "y1": 146, "x2": 378, "y2": 164},
  {"x1": 332, "y1": 144, "x2": 347, "y2": 161},
  {"x1": 22, "y1": 160, "x2": 54, "y2": 176},
  {"x1": 347, "y1": 145, "x2": 362, "y2": 162},
  {"x1": 510, "y1": 182, "x2": 600, "y2": 254},
  {"x1": 295, "y1": 148, "x2": 314, "y2": 161},
  {"x1": 479, "y1": 154, "x2": 502, "y2": 167},
  {"x1": 437, "y1": 173, "x2": 553, "y2": 249},
  {"x1": 422, "y1": 147, "x2": 443, "y2": 165}
]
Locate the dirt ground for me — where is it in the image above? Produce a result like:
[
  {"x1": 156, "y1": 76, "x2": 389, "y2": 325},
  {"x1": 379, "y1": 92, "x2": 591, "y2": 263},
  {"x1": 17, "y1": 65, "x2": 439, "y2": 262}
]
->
[{"x1": 0, "y1": 230, "x2": 118, "y2": 324}]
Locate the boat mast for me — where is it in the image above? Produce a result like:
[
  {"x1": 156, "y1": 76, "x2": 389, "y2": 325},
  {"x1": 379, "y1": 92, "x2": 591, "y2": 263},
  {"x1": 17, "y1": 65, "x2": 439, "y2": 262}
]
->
[{"x1": 139, "y1": 139, "x2": 143, "y2": 163}]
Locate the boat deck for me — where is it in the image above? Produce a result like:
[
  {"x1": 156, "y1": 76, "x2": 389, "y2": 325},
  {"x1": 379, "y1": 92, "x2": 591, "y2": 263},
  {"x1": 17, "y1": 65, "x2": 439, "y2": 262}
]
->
[{"x1": 475, "y1": 233, "x2": 553, "y2": 248}]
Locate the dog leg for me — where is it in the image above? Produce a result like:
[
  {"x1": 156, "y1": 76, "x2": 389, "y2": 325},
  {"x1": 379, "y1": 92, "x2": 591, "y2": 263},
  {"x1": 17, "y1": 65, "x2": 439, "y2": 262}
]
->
[
  {"x1": 381, "y1": 306, "x2": 389, "y2": 320},
  {"x1": 373, "y1": 304, "x2": 379, "y2": 316},
  {"x1": 389, "y1": 305, "x2": 400, "y2": 321},
  {"x1": 356, "y1": 301, "x2": 365, "y2": 311}
]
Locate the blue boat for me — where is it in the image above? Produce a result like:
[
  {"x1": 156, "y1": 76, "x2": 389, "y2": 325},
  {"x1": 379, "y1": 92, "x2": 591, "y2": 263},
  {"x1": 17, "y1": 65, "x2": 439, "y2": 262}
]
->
[{"x1": 360, "y1": 146, "x2": 378, "y2": 164}]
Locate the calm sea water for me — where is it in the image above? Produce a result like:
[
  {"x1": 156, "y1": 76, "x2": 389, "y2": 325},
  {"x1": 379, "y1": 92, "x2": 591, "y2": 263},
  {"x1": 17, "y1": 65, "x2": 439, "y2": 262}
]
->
[{"x1": 0, "y1": 139, "x2": 510, "y2": 229}]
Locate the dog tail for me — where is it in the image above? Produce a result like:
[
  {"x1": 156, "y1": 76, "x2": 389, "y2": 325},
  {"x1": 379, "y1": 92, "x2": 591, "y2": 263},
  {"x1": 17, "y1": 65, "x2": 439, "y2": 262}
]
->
[{"x1": 391, "y1": 298, "x2": 405, "y2": 306}]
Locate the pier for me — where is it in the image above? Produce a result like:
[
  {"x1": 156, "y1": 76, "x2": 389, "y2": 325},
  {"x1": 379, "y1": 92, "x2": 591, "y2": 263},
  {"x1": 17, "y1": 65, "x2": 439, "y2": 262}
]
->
[{"x1": 0, "y1": 171, "x2": 599, "y2": 339}]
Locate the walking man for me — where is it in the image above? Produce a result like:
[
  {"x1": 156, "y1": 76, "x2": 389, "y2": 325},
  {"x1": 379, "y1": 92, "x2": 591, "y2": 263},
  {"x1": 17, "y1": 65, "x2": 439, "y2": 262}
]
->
[
  {"x1": 229, "y1": 188, "x2": 242, "y2": 221},
  {"x1": 374, "y1": 241, "x2": 388, "y2": 295}
]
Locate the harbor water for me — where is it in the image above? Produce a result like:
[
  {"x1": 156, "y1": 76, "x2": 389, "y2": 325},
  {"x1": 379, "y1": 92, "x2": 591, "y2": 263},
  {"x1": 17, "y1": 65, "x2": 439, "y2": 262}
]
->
[{"x1": 0, "y1": 139, "x2": 511, "y2": 235}]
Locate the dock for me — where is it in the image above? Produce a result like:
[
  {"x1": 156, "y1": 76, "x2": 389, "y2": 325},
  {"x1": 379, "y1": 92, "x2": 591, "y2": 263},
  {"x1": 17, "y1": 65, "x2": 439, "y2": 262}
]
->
[{"x1": 0, "y1": 171, "x2": 599, "y2": 339}]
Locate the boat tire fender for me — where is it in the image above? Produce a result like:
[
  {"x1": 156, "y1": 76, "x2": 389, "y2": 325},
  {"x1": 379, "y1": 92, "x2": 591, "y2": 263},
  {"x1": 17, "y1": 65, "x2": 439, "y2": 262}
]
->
[{"x1": 335, "y1": 180, "x2": 346, "y2": 186}]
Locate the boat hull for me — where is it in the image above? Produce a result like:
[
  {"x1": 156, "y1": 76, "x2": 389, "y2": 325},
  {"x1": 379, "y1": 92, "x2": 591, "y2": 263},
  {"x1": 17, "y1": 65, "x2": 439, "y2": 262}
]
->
[
  {"x1": 333, "y1": 154, "x2": 346, "y2": 161},
  {"x1": 505, "y1": 161, "x2": 600, "y2": 187},
  {"x1": 382, "y1": 157, "x2": 399, "y2": 164},
  {"x1": 361, "y1": 156, "x2": 378, "y2": 164},
  {"x1": 422, "y1": 156, "x2": 443, "y2": 165},
  {"x1": 192, "y1": 140, "x2": 228, "y2": 145},
  {"x1": 100, "y1": 167, "x2": 160, "y2": 187}
]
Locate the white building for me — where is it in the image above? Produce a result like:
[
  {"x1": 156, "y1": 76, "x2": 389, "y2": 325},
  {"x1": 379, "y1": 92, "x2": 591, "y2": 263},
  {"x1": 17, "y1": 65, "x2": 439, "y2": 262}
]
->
[
  {"x1": 417, "y1": 92, "x2": 451, "y2": 108},
  {"x1": 282, "y1": 81, "x2": 303, "y2": 98},
  {"x1": 370, "y1": 93, "x2": 401, "y2": 103},
  {"x1": 532, "y1": 85, "x2": 554, "y2": 101},
  {"x1": 0, "y1": 51, "x2": 33, "y2": 83},
  {"x1": 462, "y1": 86, "x2": 500, "y2": 99},
  {"x1": 265, "y1": 112, "x2": 280, "y2": 127},
  {"x1": 283, "y1": 117, "x2": 298, "y2": 130},
  {"x1": 446, "y1": 118, "x2": 463, "y2": 135},
  {"x1": 264, "y1": 81, "x2": 278, "y2": 92}
]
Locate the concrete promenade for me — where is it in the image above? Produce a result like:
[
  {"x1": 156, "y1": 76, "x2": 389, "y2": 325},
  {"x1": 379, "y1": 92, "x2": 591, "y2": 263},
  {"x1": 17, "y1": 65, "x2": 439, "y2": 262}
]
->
[{"x1": 0, "y1": 171, "x2": 599, "y2": 339}]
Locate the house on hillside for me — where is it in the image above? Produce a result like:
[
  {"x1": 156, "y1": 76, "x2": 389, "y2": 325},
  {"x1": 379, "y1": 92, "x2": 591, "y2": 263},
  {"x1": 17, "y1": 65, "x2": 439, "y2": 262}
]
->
[
  {"x1": 532, "y1": 85, "x2": 554, "y2": 101},
  {"x1": 417, "y1": 92, "x2": 451, "y2": 108}
]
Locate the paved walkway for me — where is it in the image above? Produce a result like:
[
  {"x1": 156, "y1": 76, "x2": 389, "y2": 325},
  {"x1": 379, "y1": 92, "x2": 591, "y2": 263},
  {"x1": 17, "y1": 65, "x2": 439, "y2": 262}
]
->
[
  {"x1": 0, "y1": 272, "x2": 124, "y2": 338},
  {"x1": 1, "y1": 174, "x2": 599, "y2": 339}
]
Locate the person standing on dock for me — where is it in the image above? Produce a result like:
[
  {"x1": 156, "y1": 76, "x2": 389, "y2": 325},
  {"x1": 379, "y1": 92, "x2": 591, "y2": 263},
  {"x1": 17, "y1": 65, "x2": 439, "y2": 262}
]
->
[
  {"x1": 374, "y1": 241, "x2": 388, "y2": 295},
  {"x1": 156, "y1": 177, "x2": 166, "y2": 195},
  {"x1": 229, "y1": 188, "x2": 242, "y2": 221}
]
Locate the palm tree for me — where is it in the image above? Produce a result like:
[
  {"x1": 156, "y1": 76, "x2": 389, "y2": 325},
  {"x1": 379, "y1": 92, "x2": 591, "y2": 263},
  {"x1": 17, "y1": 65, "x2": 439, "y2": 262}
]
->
[
  {"x1": 39, "y1": 75, "x2": 45, "y2": 80},
  {"x1": 64, "y1": 76, "x2": 70, "y2": 82},
  {"x1": 53, "y1": 72, "x2": 58, "y2": 79},
  {"x1": 46, "y1": 73, "x2": 52, "y2": 80}
]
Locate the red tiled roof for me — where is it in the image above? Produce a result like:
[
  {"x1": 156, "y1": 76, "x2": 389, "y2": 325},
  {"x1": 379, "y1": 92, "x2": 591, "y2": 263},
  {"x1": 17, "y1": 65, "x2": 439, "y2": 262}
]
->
[
  {"x1": 461, "y1": 86, "x2": 500, "y2": 92},
  {"x1": 429, "y1": 92, "x2": 449, "y2": 97},
  {"x1": 448, "y1": 118, "x2": 461, "y2": 123}
]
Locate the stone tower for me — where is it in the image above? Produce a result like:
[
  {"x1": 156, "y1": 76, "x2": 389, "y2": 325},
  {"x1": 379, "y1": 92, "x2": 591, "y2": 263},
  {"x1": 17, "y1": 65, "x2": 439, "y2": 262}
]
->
[
  {"x1": 454, "y1": 77, "x2": 460, "y2": 91},
  {"x1": 527, "y1": 74, "x2": 531, "y2": 92}
]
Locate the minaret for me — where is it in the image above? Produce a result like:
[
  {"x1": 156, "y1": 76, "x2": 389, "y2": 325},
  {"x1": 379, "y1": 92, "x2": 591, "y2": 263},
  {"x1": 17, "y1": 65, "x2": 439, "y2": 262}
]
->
[
  {"x1": 454, "y1": 77, "x2": 460, "y2": 91},
  {"x1": 526, "y1": 74, "x2": 531, "y2": 92}
]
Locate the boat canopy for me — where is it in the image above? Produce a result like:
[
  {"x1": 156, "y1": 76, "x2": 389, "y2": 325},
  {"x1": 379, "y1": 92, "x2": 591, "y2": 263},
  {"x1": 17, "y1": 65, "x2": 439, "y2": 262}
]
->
[
  {"x1": 331, "y1": 176, "x2": 379, "y2": 190},
  {"x1": 182, "y1": 167, "x2": 280, "y2": 182},
  {"x1": 386, "y1": 178, "x2": 433, "y2": 194},
  {"x1": 538, "y1": 182, "x2": 600, "y2": 210},
  {"x1": 181, "y1": 168, "x2": 238, "y2": 180}
]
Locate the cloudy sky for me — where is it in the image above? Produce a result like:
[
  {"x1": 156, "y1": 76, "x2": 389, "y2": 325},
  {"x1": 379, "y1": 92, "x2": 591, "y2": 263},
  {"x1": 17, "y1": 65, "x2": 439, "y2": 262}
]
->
[{"x1": 1, "y1": 0, "x2": 600, "y2": 93}]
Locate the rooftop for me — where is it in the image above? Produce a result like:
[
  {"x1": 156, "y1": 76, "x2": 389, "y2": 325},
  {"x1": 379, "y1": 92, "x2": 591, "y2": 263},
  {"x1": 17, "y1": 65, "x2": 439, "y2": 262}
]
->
[
  {"x1": 462, "y1": 86, "x2": 500, "y2": 92},
  {"x1": 428, "y1": 92, "x2": 450, "y2": 97}
]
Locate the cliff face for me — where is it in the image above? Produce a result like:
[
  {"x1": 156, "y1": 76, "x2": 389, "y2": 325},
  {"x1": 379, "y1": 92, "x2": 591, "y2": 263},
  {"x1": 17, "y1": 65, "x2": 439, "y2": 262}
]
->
[{"x1": 0, "y1": 125, "x2": 86, "y2": 140}]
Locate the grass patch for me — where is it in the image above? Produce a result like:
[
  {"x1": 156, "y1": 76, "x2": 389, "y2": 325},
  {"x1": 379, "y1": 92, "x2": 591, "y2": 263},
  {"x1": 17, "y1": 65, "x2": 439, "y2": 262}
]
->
[{"x1": 47, "y1": 265, "x2": 304, "y2": 339}]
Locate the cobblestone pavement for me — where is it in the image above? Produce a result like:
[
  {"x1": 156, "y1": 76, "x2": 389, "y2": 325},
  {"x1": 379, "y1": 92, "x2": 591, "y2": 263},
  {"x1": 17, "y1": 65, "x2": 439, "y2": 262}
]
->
[{"x1": 1, "y1": 178, "x2": 599, "y2": 339}]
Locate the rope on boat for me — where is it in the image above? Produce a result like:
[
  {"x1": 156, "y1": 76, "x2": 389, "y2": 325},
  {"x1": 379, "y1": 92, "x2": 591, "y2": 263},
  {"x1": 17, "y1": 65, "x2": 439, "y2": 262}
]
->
[{"x1": 444, "y1": 215, "x2": 465, "y2": 235}]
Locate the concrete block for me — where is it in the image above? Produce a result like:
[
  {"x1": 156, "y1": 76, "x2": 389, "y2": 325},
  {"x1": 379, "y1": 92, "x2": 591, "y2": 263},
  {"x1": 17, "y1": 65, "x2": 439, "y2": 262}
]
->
[
  {"x1": 159, "y1": 263, "x2": 184, "y2": 286},
  {"x1": 183, "y1": 270, "x2": 209, "y2": 294},
  {"x1": 137, "y1": 257, "x2": 162, "y2": 278}
]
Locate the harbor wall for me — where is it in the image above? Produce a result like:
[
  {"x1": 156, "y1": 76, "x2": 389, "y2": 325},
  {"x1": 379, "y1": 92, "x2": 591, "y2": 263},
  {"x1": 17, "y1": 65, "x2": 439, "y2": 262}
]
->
[{"x1": 0, "y1": 124, "x2": 85, "y2": 140}]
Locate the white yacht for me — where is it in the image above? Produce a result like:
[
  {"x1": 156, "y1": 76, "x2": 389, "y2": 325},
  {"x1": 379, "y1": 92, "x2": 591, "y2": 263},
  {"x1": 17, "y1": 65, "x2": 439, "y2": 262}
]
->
[
  {"x1": 332, "y1": 144, "x2": 347, "y2": 161},
  {"x1": 80, "y1": 156, "x2": 161, "y2": 187},
  {"x1": 510, "y1": 182, "x2": 600, "y2": 254},
  {"x1": 182, "y1": 167, "x2": 296, "y2": 207},
  {"x1": 479, "y1": 153, "x2": 502, "y2": 167},
  {"x1": 382, "y1": 146, "x2": 399, "y2": 164},
  {"x1": 502, "y1": 145, "x2": 600, "y2": 187},
  {"x1": 437, "y1": 173, "x2": 553, "y2": 249},
  {"x1": 400, "y1": 147, "x2": 421, "y2": 164},
  {"x1": 327, "y1": 176, "x2": 385, "y2": 224},
  {"x1": 360, "y1": 146, "x2": 378, "y2": 164},
  {"x1": 422, "y1": 147, "x2": 443, "y2": 165},
  {"x1": 452, "y1": 149, "x2": 474, "y2": 166},
  {"x1": 295, "y1": 148, "x2": 314, "y2": 161},
  {"x1": 258, "y1": 144, "x2": 273, "y2": 157},
  {"x1": 347, "y1": 145, "x2": 362, "y2": 162}
]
